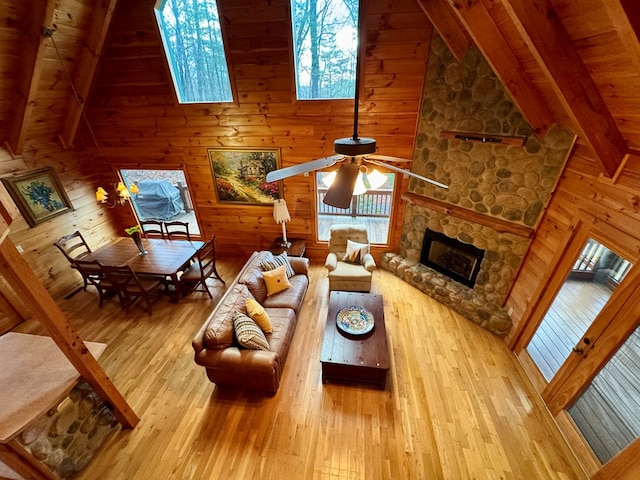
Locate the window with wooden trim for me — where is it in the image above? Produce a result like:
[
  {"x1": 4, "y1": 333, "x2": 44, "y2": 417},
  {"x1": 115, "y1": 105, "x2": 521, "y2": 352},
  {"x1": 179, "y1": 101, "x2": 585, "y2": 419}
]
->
[
  {"x1": 291, "y1": 0, "x2": 358, "y2": 100},
  {"x1": 154, "y1": 0, "x2": 232, "y2": 103}
]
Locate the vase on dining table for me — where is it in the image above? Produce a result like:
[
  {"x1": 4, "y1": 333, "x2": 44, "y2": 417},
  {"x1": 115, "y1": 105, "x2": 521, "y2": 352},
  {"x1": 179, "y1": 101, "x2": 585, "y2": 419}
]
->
[{"x1": 131, "y1": 231, "x2": 147, "y2": 256}]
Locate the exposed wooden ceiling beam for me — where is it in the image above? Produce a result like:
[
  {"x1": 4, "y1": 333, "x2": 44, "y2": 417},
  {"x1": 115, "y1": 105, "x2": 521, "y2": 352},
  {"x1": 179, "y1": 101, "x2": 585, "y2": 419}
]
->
[
  {"x1": 5, "y1": 0, "x2": 57, "y2": 155},
  {"x1": 416, "y1": 0, "x2": 471, "y2": 61},
  {"x1": 604, "y1": 0, "x2": 640, "y2": 78},
  {"x1": 59, "y1": 0, "x2": 119, "y2": 149},
  {"x1": 443, "y1": 0, "x2": 555, "y2": 137},
  {"x1": 499, "y1": 0, "x2": 627, "y2": 178}
]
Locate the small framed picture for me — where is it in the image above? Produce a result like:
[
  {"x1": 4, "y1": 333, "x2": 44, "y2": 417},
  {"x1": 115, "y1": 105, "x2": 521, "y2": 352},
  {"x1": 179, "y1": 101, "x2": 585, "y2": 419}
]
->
[
  {"x1": 208, "y1": 148, "x2": 282, "y2": 205},
  {"x1": 1, "y1": 167, "x2": 74, "y2": 227}
]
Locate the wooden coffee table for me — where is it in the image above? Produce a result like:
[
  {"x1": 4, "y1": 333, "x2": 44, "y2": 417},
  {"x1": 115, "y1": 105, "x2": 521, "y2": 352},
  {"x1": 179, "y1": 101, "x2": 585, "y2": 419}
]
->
[{"x1": 320, "y1": 291, "x2": 390, "y2": 389}]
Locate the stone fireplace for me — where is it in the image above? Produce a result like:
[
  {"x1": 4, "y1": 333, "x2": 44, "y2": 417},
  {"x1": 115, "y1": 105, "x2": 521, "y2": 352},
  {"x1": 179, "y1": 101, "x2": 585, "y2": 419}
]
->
[{"x1": 382, "y1": 34, "x2": 575, "y2": 336}]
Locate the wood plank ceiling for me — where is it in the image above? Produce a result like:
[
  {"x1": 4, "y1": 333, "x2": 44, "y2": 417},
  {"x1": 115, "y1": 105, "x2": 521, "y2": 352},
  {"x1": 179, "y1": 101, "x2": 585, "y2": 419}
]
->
[{"x1": 1, "y1": 0, "x2": 640, "y2": 183}]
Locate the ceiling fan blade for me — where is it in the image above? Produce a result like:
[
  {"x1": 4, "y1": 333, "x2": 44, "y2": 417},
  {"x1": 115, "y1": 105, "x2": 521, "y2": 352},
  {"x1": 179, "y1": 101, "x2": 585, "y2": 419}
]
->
[
  {"x1": 363, "y1": 158, "x2": 449, "y2": 189},
  {"x1": 322, "y1": 162, "x2": 360, "y2": 209},
  {"x1": 365, "y1": 154, "x2": 412, "y2": 163},
  {"x1": 266, "y1": 154, "x2": 344, "y2": 182}
]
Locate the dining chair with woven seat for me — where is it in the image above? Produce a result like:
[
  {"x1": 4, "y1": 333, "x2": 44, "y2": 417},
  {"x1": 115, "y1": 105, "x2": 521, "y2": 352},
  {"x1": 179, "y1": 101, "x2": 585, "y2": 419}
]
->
[
  {"x1": 140, "y1": 220, "x2": 165, "y2": 239},
  {"x1": 72, "y1": 259, "x2": 121, "y2": 308},
  {"x1": 180, "y1": 235, "x2": 224, "y2": 298},
  {"x1": 54, "y1": 231, "x2": 93, "y2": 289},
  {"x1": 164, "y1": 221, "x2": 191, "y2": 240},
  {"x1": 101, "y1": 264, "x2": 165, "y2": 315}
]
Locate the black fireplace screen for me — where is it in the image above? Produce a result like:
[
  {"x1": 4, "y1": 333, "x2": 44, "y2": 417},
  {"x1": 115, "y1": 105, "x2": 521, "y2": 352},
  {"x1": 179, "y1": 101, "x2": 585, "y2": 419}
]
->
[{"x1": 420, "y1": 229, "x2": 485, "y2": 288}]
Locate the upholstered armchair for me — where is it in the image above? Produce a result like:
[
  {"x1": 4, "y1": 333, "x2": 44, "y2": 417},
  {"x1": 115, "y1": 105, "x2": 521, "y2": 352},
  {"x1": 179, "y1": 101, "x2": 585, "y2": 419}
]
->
[{"x1": 324, "y1": 224, "x2": 376, "y2": 292}]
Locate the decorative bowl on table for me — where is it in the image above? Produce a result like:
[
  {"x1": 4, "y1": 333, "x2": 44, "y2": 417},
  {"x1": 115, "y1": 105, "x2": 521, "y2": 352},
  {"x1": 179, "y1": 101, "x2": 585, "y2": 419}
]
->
[{"x1": 336, "y1": 305, "x2": 375, "y2": 336}]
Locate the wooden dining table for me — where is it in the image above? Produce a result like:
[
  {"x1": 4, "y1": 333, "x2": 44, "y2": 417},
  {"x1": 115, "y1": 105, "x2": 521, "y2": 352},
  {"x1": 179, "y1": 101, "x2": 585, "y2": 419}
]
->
[{"x1": 84, "y1": 237, "x2": 204, "y2": 302}]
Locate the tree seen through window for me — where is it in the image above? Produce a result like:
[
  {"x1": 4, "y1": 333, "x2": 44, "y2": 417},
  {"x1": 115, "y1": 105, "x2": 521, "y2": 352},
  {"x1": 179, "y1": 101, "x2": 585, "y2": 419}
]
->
[
  {"x1": 291, "y1": 0, "x2": 359, "y2": 100},
  {"x1": 155, "y1": 0, "x2": 232, "y2": 103}
]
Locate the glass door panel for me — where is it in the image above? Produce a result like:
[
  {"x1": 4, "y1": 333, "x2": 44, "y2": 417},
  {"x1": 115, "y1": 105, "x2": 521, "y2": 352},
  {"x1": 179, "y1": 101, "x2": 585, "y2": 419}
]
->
[
  {"x1": 526, "y1": 238, "x2": 631, "y2": 381},
  {"x1": 567, "y1": 324, "x2": 640, "y2": 464}
]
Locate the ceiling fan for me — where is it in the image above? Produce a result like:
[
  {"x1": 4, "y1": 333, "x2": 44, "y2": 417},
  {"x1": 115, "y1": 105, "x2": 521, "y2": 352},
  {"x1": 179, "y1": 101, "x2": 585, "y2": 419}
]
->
[{"x1": 265, "y1": 1, "x2": 448, "y2": 209}]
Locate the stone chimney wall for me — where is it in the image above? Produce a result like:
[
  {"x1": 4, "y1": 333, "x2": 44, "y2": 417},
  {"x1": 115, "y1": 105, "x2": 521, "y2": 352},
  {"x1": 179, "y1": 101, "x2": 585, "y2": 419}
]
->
[{"x1": 383, "y1": 33, "x2": 575, "y2": 336}]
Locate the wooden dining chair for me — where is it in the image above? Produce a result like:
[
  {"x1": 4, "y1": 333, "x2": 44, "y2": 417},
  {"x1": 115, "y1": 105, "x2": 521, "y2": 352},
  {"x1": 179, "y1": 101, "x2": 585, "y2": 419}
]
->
[
  {"x1": 140, "y1": 220, "x2": 165, "y2": 239},
  {"x1": 54, "y1": 231, "x2": 93, "y2": 290},
  {"x1": 72, "y1": 259, "x2": 121, "y2": 308},
  {"x1": 164, "y1": 221, "x2": 191, "y2": 240},
  {"x1": 101, "y1": 264, "x2": 165, "y2": 315},
  {"x1": 180, "y1": 236, "x2": 224, "y2": 298}
]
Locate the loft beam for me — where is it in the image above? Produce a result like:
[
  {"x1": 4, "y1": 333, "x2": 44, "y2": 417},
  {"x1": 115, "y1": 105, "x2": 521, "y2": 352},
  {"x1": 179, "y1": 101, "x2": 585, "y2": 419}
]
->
[
  {"x1": 5, "y1": 0, "x2": 57, "y2": 155},
  {"x1": 443, "y1": 0, "x2": 555, "y2": 137},
  {"x1": 499, "y1": 0, "x2": 627, "y2": 178},
  {"x1": 416, "y1": 0, "x2": 471, "y2": 61},
  {"x1": 60, "y1": 0, "x2": 119, "y2": 148}
]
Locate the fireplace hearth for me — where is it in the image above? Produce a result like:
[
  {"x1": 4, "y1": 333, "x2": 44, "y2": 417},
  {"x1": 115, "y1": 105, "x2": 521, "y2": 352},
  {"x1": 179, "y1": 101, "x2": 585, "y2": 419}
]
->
[{"x1": 420, "y1": 229, "x2": 485, "y2": 288}]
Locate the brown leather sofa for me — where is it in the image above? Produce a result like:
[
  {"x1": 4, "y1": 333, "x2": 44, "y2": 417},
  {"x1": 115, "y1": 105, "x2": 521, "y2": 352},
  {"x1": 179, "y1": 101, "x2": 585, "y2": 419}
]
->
[{"x1": 192, "y1": 251, "x2": 309, "y2": 393}]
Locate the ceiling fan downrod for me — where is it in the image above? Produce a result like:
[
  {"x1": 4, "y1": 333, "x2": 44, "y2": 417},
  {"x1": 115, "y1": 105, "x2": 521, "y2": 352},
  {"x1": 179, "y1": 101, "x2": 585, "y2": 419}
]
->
[{"x1": 333, "y1": 0, "x2": 376, "y2": 158}]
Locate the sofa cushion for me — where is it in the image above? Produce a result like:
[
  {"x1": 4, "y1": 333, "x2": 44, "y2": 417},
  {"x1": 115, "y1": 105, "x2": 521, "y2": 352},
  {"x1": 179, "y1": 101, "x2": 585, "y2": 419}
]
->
[
  {"x1": 262, "y1": 265, "x2": 291, "y2": 296},
  {"x1": 202, "y1": 284, "x2": 252, "y2": 350},
  {"x1": 264, "y1": 307, "x2": 298, "y2": 361},
  {"x1": 246, "y1": 298, "x2": 272, "y2": 333},
  {"x1": 233, "y1": 312, "x2": 270, "y2": 351},
  {"x1": 261, "y1": 275, "x2": 307, "y2": 312},
  {"x1": 238, "y1": 251, "x2": 273, "y2": 302}
]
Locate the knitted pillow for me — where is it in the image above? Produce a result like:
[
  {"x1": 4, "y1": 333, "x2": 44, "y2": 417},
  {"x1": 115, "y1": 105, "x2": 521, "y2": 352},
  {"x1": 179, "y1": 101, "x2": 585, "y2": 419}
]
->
[
  {"x1": 232, "y1": 312, "x2": 269, "y2": 350},
  {"x1": 261, "y1": 252, "x2": 295, "y2": 278}
]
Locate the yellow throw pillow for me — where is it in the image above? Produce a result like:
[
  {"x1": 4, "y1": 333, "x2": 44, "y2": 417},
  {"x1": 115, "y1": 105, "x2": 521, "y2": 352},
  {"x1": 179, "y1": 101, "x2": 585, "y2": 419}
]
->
[
  {"x1": 246, "y1": 298, "x2": 272, "y2": 333},
  {"x1": 262, "y1": 264, "x2": 291, "y2": 296}
]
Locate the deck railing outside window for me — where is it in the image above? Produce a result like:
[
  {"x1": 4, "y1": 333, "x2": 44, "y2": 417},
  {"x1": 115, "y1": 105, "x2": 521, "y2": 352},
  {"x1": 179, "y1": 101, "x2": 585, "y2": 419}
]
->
[{"x1": 317, "y1": 188, "x2": 392, "y2": 217}]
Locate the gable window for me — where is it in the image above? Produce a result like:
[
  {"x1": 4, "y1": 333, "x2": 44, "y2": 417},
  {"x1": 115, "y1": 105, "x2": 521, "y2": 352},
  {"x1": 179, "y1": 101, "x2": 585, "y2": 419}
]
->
[
  {"x1": 316, "y1": 171, "x2": 395, "y2": 244},
  {"x1": 291, "y1": 0, "x2": 358, "y2": 100},
  {"x1": 154, "y1": 0, "x2": 232, "y2": 103}
]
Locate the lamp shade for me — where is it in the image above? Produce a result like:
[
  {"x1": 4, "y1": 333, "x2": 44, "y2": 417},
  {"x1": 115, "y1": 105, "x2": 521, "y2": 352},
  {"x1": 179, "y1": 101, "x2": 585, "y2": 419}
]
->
[
  {"x1": 273, "y1": 198, "x2": 290, "y2": 223},
  {"x1": 366, "y1": 168, "x2": 387, "y2": 190}
]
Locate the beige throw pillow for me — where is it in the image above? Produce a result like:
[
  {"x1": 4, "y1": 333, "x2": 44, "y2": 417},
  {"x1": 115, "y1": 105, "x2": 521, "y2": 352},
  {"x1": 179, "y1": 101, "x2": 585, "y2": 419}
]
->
[{"x1": 342, "y1": 239, "x2": 370, "y2": 264}]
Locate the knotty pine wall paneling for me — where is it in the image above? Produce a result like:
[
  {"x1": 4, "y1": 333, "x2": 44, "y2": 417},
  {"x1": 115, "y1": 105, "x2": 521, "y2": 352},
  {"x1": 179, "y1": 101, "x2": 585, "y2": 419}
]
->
[
  {"x1": 86, "y1": 0, "x2": 431, "y2": 260},
  {"x1": 505, "y1": 147, "x2": 640, "y2": 347},
  {"x1": 0, "y1": 0, "x2": 122, "y2": 308}
]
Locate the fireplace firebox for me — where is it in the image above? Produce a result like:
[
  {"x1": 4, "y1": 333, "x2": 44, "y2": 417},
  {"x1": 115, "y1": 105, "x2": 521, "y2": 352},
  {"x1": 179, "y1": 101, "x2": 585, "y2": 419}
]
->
[{"x1": 420, "y1": 229, "x2": 485, "y2": 288}]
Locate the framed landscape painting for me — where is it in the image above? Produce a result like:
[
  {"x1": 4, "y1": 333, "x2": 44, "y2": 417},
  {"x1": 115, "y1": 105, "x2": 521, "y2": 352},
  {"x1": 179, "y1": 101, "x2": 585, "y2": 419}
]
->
[
  {"x1": 208, "y1": 148, "x2": 282, "y2": 205},
  {"x1": 1, "y1": 167, "x2": 74, "y2": 227}
]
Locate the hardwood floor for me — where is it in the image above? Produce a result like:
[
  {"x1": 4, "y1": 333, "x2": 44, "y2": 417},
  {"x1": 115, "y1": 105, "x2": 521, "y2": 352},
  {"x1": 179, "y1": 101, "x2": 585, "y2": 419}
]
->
[{"x1": 13, "y1": 257, "x2": 586, "y2": 479}]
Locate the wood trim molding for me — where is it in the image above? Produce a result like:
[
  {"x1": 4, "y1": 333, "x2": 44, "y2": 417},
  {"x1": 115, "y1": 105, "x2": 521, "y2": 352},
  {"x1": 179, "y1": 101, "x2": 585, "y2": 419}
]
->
[{"x1": 402, "y1": 192, "x2": 534, "y2": 238}]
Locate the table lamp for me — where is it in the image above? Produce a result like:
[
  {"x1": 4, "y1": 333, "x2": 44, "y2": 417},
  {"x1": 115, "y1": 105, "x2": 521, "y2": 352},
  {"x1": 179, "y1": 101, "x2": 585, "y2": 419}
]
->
[{"x1": 273, "y1": 199, "x2": 291, "y2": 248}]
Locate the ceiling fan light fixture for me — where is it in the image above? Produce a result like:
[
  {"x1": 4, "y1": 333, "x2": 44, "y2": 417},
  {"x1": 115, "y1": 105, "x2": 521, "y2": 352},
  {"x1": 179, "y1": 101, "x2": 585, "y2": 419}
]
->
[
  {"x1": 323, "y1": 163, "x2": 360, "y2": 209},
  {"x1": 353, "y1": 173, "x2": 367, "y2": 195},
  {"x1": 366, "y1": 168, "x2": 387, "y2": 189},
  {"x1": 321, "y1": 171, "x2": 337, "y2": 188},
  {"x1": 334, "y1": 137, "x2": 377, "y2": 156}
]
